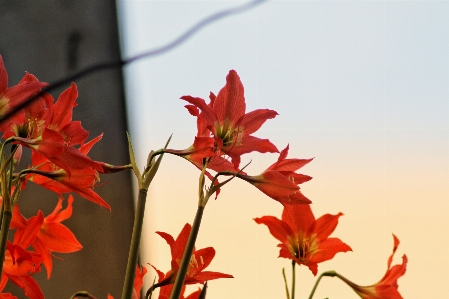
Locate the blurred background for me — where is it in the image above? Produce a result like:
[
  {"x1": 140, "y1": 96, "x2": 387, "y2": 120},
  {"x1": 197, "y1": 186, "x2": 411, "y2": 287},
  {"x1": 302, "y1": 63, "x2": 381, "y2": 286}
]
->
[{"x1": 1, "y1": 0, "x2": 448, "y2": 298}]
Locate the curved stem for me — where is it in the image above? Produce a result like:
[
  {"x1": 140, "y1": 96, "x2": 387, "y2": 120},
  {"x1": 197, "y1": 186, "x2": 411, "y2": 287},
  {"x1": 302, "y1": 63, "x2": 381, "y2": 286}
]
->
[
  {"x1": 169, "y1": 205, "x2": 205, "y2": 299},
  {"x1": 308, "y1": 271, "x2": 336, "y2": 299},
  {"x1": 121, "y1": 189, "x2": 148, "y2": 299}
]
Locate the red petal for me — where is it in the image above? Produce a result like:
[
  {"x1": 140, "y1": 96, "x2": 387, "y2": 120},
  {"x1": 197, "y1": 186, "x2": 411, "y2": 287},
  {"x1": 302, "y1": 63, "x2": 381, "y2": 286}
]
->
[
  {"x1": 282, "y1": 204, "x2": 315, "y2": 236},
  {"x1": 7, "y1": 275, "x2": 43, "y2": 299},
  {"x1": 181, "y1": 96, "x2": 217, "y2": 126},
  {"x1": 254, "y1": 216, "x2": 293, "y2": 246},
  {"x1": 309, "y1": 238, "x2": 352, "y2": 264},
  {"x1": 238, "y1": 109, "x2": 278, "y2": 135},
  {"x1": 30, "y1": 238, "x2": 53, "y2": 279},
  {"x1": 13, "y1": 212, "x2": 44, "y2": 249},
  {"x1": 37, "y1": 221, "x2": 82, "y2": 252},
  {"x1": 155, "y1": 231, "x2": 176, "y2": 259},
  {"x1": 214, "y1": 70, "x2": 245, "y2": 125},
  {"x1": 312, "y1": 212, "x2": 344, "y2": 241},
  {"x1": 184, "y1": 104, "x2": 199, "y2": 116},
  {"x1": 193, "y1": 270, "x2": 233, "y2": 282},
  {"x1": 50, "y1": 83, "x2": 77, "y2": 129}
]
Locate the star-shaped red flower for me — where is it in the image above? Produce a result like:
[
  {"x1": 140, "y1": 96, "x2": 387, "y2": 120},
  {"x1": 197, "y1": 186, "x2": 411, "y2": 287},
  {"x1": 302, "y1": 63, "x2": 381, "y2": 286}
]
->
[
  {"x1": 181, "y1": 70, "x2": 278, "y2": 169},
  {"x1": 150, "y1": 223, "x2": 233, "y2": 289},
  {"x1": 255, "y1": 203, "x2": 351, "y2": 275}
]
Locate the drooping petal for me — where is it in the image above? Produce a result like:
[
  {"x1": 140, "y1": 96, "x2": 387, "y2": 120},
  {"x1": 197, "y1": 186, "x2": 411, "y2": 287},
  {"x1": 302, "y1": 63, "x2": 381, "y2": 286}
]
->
[
  {"x1": 6, "y1": 276, "x2": 43, "y2": 299},
  {"x1": 181, "y1": 96, "x2": 217, "y2": 127}
]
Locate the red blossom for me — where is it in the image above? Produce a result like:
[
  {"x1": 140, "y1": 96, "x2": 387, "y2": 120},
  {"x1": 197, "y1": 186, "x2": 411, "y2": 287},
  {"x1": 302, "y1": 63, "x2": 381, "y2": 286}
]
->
[
  {"x1": 0, "y1": 56, "x2": 47, "y2": 122},
  {"x1": 150, "y1": 223, "x2": 233, "y2": 289},
  {"x1": 238, "y1": 145, "x2": 312, "y2": 205},
  {"x1": 341, "y1": 235, "x2": 407, "y2": 299},
  {"x1": 26, "y1": 137, "x2": 110, "y2": 210},
  {"x1": 11, "y1": 195, "x2": 82, "y2": 278},
  {"x1": 7, "y1": 83, "x2": 102, "y2": 175},
  {"x1": 255, "y1": 204, "x2": 351, "y2": 275},
  {"x1": 180, "y1": 70, "x2": 278, "y2": 169},
  {"x1": 0, "y1": 242, "x2": 43, "y2": 299}
]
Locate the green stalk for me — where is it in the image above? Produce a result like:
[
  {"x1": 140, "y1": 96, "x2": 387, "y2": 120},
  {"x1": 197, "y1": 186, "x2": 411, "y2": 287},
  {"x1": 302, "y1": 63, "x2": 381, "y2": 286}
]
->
[
  {"x1": 169, "y1": 205, "x2": 205, "y2": 299},
  {"x1": 0, "y1": 209, "x2": 11, "y2": 278},
  {"x1": 282, "y1": 268, "x2": 290, "y2": 299},
  {"x1": 308, "y1": 270, "x2": 336, "y2": 299},
  {"x1": 291, "y1": 261, "x2": 296, "y2": 299},
  {"x1": 121, "y1": 189, "x2": 148, "y2": 299},
  {"x1": 0, "y1": 151, "x2": 12, "y2": 279}
]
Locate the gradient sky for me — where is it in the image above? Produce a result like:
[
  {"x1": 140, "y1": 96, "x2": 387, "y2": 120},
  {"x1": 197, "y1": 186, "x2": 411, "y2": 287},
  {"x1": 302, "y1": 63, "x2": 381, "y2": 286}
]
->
[{"x1": 117, "y1": 1, "x2": 449, "y2": 298}]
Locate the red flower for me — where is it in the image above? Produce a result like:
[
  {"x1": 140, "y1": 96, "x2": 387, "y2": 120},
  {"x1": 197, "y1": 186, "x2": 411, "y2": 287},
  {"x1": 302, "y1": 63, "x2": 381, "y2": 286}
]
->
[
  {"x1": 255, "y1": 204, "x2": 351, "y2": 275},
  {"x1": 238, "y1": 145, "x2": 312, "y2": 205},
  {"x1": 181, "y1": 70, "x2": 278, "y2": 169},
  {"x1": 8, "y1": 83, "x2": 102, "y2": 175},
  {"x1": 150, "y1": 223, "x2": 233, "y2": 288},
  {"x1": 11, "y1": 195, "x2": 82, "y2": 278},
  {"x1": 340, "y1": 235, "x2": 407, "y2": 299},
  {"x1": 26, "y1": 136, "x2": 110, "y2": 210},
  {"x1": 0, "y1": 56, "x2": 47, "y2": 121},
  {"x1": 1, "y1": 242, "x2": 43, "y2": 299}
]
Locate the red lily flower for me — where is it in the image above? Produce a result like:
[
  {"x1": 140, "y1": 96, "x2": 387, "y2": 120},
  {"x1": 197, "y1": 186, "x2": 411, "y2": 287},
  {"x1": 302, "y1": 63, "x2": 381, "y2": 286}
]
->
[
  {"x1": 238, "y1": 145, "x2": 312, "y2": 205},
  {"x1": 181, "y1": 70, "x2": 278, "y2": 169},
  {"x1": 11, "y1": 195, "x2": 82, "y2": 278},
  {"x1": 255, "y1": 204, "x2": 351, "y2": 275},
  {"x1": 1, "y1": 242, "x2": 43, "y2": 299},
  {"x1": 0, "y1": 56, "x2": 47, "y2": 121},
  {"x1": 150, "y1": 223, "x2": 233, "y2": 288},
  {"x1": 339, "y1": 235, "x2": 407, "y2": 299},
  {"x1": 26, "y1": 136, "x2": 110, "y2": 210},
  {"x1": 8, "y1": 83, "x2": 102, "y2": 175}
]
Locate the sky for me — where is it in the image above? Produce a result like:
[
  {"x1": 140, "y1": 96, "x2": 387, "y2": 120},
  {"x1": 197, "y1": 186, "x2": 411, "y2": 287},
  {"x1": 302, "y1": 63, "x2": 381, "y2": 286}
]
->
[{"x1": 117, "y1": 1, "x2": 449, "y2": 298}]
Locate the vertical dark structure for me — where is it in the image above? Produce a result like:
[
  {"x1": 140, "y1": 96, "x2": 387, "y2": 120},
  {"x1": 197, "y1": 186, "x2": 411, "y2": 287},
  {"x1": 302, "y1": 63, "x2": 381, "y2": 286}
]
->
[{"x1": 0, "y1": 1, "x2": 134, "y2": 298}]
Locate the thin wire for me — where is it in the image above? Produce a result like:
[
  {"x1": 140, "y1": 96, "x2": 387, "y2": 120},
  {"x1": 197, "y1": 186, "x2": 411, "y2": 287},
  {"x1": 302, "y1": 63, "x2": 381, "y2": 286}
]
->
[{"x1": 0, "y1": 0, "x2": 267, "y2": 124}]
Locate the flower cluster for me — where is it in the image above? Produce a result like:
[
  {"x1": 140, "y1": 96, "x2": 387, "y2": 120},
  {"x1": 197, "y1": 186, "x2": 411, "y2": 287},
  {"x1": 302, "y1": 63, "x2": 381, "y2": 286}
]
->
[
  {"x1": 0, "y1": 55, "x2": 408, "y2": 299},
  {"x1": 0, "y1": 56, "x2": 110, "y2": 299}
]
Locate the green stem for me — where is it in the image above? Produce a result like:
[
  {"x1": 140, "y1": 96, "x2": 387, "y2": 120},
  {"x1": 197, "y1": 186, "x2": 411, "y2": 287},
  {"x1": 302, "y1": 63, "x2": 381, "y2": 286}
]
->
[
  {"x1": 169, "y1": 205, "x2": 205, "y2": 299},
  {"x1": 282, "y1": 268, "x2": 290, "y2": 299},
  {"x1": 291, "y1": 261, "x2": 296, "y2": 299},
  {"x1": 0, "y1": 210, "x2": 12, "y2": 279},
  {"x1": 121, "y1": 189, "x2": 148, "y2": 299},
  {"x1": 308, "y1": 270, "x2": 336, "y2": 299}
]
